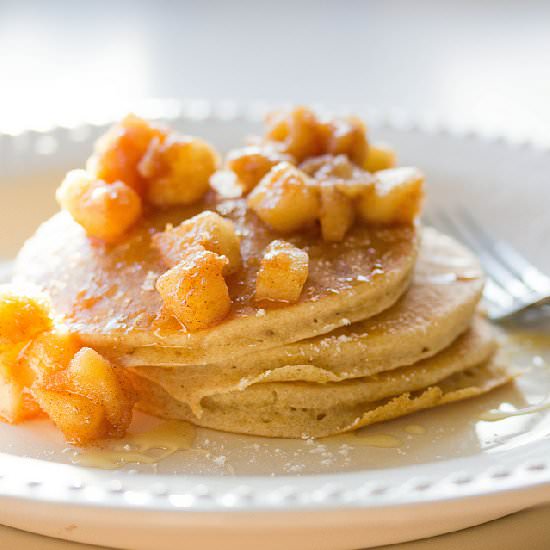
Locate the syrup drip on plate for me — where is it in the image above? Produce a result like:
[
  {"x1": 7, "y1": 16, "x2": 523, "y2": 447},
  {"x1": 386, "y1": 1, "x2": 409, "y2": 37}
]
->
[
  {"x1": 404, "y1": 424, "x2": 426, "y2": 435},
  {"x1": 353, "y1": 431, "x2": 402, "y2": 448},
  {"x1": 72, "y1": 420, "x2": 196, "y2": 470},
  {"x1": 479, "y1": 398, "x2": 550, "y2": 422}
]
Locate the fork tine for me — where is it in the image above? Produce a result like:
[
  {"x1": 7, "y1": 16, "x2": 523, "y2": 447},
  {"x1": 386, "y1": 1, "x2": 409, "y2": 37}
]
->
[
  {"x1": 437, "y1": 209, "x2": 534, "y2": 301},
  {"x1": 484, "y1": 278, "x2": 516, "y2": 310},
  {"x1": 458, "y1": 207, "x2": 550, "y2": 294}
]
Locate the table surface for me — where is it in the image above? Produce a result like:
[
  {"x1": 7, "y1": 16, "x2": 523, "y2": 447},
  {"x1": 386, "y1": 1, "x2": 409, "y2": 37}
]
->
[
  {"x1": 0, "y1": 0, "x2": 549, "y2": 547},
  {"x1": 2, "y1": 504, "x2": 550, "y2": 550}
]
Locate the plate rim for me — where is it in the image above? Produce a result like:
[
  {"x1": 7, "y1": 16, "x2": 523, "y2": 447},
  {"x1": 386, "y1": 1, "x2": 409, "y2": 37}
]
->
[{"x1": 1, "y1": 99, "x2": 550, "y2": 514}]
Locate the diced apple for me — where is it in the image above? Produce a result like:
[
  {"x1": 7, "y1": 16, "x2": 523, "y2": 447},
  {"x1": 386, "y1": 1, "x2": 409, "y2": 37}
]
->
[
  {"x1": 248, "y1": 162, "x2": 320, "y2": 233},
  {"x1": 0, "y1": 286, "x2": 52, "y2": 347},
  {"x1": 139, "y1": 135, "x2": 219, "y2": 206},
  {"x1": 319, "y1": 185, "x2": 355, "y2": 242},
  {"x1": 358, "y1": 167, "x2": 424, "y2": 225},
  {"x1": 364, "y1": 143, "x2": 397, "y2": 173},
  {"x1": 226, "y1": 146, "x2": 294, "y2": 193},
  {"x1": 32, "y1": 387, "x2": 108, "y2": 445},
  {"x1": 56, "y1": 170, "x2": 142, "y2": 242},
  {"x1": 156, "y1": 248, "x2": 231, "y2": 331},
  {"x1": 153, "y1": 211, "x2": 241, "y2": 273},
  {"x1": 255, "y1": 240, "x2": 309, "y2": 303}
]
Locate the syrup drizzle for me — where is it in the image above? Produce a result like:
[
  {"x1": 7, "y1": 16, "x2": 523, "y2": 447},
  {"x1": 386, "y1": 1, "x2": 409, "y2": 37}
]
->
[
  {"x1": 353, "y1": 432, "x2": 401, "y2": 448},
  {"x1": 72, "y1": 420, "x2": 196, "y2": 470},
  {"x1": 479, "y1": 399, "x2": 550, "y2": 422}
]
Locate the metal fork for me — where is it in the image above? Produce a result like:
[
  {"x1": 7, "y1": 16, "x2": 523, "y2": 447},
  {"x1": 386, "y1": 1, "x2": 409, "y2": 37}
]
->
[{"x1": 424, "y1": 208, "x2": 550, "y2": 322}]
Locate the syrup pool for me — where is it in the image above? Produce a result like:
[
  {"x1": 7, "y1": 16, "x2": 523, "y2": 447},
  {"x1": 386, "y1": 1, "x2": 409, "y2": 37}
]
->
[{"x1": 70, "y1": 420, "x2": 196, "y2": 470}]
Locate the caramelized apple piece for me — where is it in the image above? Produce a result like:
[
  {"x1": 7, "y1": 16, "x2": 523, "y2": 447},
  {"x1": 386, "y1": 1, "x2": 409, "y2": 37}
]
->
[
  {"x1": 255, "y1": 240, "x2": 309, "y2": 303},
  {"x1": 319, "y1": 116, "x2": 368, "y2": 166},
  {"x1": 87, "y1": 114, "x2": 166, "y2": 196},
  {"x1": 302, "y1": 154, "x2": 375, "y2": 200},
  {"x1": 248, "y1": 162, "x2": 320, "y2": 233},
  {"x1": 300, "y1": 153, "x2": 355, "y2": 178},
  {"x1": 358, "y1": 167, "x2": 424, "y2": 225},
  {"x1": 265, "y1": 107, "x2": 369, "y2": 165},
  {"x1": 265, "y1": 106, "x2": 324, "y2": 162},
  {"x1": 32, "y1": 387, "x2": 108, "y2": 445},
  {"x1": 364, "y1": 143, "x2": 397, "y2": 172},
  {"x1": 56, "y1": 170, "x2": 142, "y2": 242},
  {"x1": 153, "y1": 211, "x2": 241, "y2": 273},
  {"x1": 33, "y1": 347, "x2": 135, "y2": 443},
  {"x1": 0, "y1": 286, "x2": 52, "y2": 346},
  {"x1": 0, "y1": 288, "x2": 135, "y2": 439},
  {"x1": 62, "y1": 348, "x2": 134, "y2": 437},
  {"x1": 0, "y1": 286, "x2": 53, "y2": 423},
  {"x1": 23, "y1": 330, "x2": 81, "y2": 378},
  {"x1": 319, "y1": 185, "x2": 355, "y2": 242},
  {"x1": 156, "y1": 248, "x2": 231, "y2": 331},
  {"x1": 139, "y1": 135, "x2": 219, "y2": 206},
  {"x1": 0, "y1": 348, "x2": 43, "y2": 423},
  {"x1": 226, "y1": 146, "x2": 295, "y2": 194}
]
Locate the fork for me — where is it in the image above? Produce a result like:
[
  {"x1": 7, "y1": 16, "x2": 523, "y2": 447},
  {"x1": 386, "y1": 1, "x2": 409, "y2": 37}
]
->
[{"x1": 424, "y1": 208, "x2": 550, "y2": 322}]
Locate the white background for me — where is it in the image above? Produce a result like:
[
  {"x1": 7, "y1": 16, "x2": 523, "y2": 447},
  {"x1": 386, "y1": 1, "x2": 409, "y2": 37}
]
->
[{"x1": 1, "y1": 0, "x2": 549, "y2": 143}]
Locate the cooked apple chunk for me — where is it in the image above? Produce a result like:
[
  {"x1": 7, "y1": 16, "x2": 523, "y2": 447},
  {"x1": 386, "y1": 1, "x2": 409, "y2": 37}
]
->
[
  {"x1": 33, "y1": 347, "x2": 135, "y2": 443},
  {"x1": 265, "y1": 106, "x2": 324, "y2": 162},
  {"x1": 226, "y1": 146, "x2": 294, "y2": 194},
  {"x1": 56, "y1": 169, "x2": 142, "y2": 242},
  {"x1": 156, "y1": 248, "x2": 231, "y2": 331},
  {"x1": 248, "y1": 162, "x2": 320, "y2": 233},
  {"x1": 23, "y1": 330, "x2": 82, "y2": 378},
  {"x1": 320, "y1": 116, "x2": 368, "y2": 166},
  {"x1": 265, "y1": 107, "x2": 369, "y2": 165},
  {"x1": 32, "y1": 387, "x2": 108, "y2": 445},
  {"x1": 0, "y1": 350, "x2": 43, "y2": 423},
  {"x1": 303, "y1": 154, "x2": 375, "y2": 200},
  {"x1": 300, "y1": 153, "x2": 355, "y2": 178},
  {"x1": 0, "y1": 286, "x2": 52, "y2": 347},
  {"x1": 153, "y1": 211, "x2": 241, "y2": 273},
  {"x1": 87, "y1": 114, "x2": 166, "y2": 197},
  {"x1": 62, "y1": 348, "x2": 134, "y2": 437},
  {"x1": 358, "y1": 167, "x2": 424, "y2": 225},
  {"x1": 364, "y1": 143, "x2": 397, "y2": 172},
  {"x1": 0, "y1": 287, "x2": 53, "y2": 423},
  {"x1": 319, "y1": 185, "x2": 355, "y2": 242},
  {"x1": 255, "y1": 240, "x2": 309, "y2": 303},
  {"x1": 139, "y1": 135, "x2": 219, "y2": 206}
]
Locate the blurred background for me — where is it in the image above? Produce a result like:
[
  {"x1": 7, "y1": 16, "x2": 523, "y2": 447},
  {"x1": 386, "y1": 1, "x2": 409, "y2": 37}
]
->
[{"x1": 1, "y1": 0, "x2": 549, "y2": 143}]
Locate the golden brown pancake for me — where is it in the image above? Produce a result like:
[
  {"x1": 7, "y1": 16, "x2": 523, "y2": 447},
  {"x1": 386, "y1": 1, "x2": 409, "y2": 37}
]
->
[
  {"x1": 129, "y1": 359, "x2": 510, "y2": 439},
  {"x1": 14, "y1": 193, "x2": 418, "y2": 364},
  {"x1": 118, "y1": 228, "x2": 483, "y2": 386},
  {"x1": 130, "y1": 316, "x2": 495, "y2": 416}
]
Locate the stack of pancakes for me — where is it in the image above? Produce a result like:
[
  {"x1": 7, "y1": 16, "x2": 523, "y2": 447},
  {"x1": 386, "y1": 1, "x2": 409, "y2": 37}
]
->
[{"x1": 14, "y1": 193, "x2": 510, "y2": 438}]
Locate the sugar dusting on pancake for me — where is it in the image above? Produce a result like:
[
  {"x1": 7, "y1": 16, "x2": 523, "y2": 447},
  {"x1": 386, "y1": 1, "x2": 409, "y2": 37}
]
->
[
  {"x1": 14, "y1": 193, "x2": 418, "y2": 363},
  {"x1": 114, "y1": 228, "x2": 483, "y2": 375}
]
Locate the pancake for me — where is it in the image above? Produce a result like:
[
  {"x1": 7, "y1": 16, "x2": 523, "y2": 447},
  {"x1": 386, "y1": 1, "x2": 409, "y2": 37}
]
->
[
  {"x1": 118, "y1": 228, "x2": 483, "y2": 387},
  {"x1": 14, "y1": 193, "x2": 418, "y2": 365},
  {"x1": 129, "y1": 359, "x2": 511, "y2": 439},
  {"x1": 131, "y1": 316, "x2": 495, "y2": 415}
]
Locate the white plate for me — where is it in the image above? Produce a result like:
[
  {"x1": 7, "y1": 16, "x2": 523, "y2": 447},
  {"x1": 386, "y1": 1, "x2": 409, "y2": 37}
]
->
[{"x1": 0, "y1": 101, "x2": 550, "y2": 550}]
